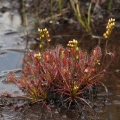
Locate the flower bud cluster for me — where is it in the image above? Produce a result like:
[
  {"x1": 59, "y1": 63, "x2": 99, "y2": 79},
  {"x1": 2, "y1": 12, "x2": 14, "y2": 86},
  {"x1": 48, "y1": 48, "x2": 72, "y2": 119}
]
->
[
  {"x1": 38, "y1": 28, "x2": 50, "y2": 41},
  {"x1": 34, "y1": 53, "x2": 41, "y2": 60},
  {"x1": 73, "y1": 81, "x2": 79, "y2": 90},
  {"x1": 67, "y1": 39, "x2": 78, "y2": 48},
  {"x1": 38, "y1": 28, "x2": 51, "y2": 50},
  {"x1": 103, "y1": 18, "x2": 115, "y2": 39},
  {"x1": 67, "y1": 39, "x2": 79, "y2": 60}
]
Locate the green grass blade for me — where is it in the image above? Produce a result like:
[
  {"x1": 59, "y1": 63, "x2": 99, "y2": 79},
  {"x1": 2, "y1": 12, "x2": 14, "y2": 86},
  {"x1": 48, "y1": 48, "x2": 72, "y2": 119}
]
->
[
  {"x1": 87, "y1": 2, "x2": 92, "y2": 27},
  {"x1": 69, "y1": 0, "x2": 86, "y2": 28},
  {"x1": 58, "y1": 0, "x2": 62, "y2": 13}
]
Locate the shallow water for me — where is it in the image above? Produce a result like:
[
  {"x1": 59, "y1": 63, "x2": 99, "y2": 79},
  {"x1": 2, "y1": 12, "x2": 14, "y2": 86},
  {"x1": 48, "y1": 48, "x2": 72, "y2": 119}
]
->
[
  {"x1": 0, "y1": 0, "x2": 27, "y2": 95},
  {"x1": 0, "y1": 0, "x2": 120, "y2": 120}
]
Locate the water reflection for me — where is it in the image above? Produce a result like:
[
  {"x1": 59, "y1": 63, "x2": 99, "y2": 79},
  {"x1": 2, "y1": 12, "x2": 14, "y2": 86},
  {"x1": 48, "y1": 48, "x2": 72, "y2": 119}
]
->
[
  {"x1": 0, "y1": 11, "x2": 21, "y2": 34},
  {"x1": 0, "y1": 1, "x2": 26, "y2": 95}
]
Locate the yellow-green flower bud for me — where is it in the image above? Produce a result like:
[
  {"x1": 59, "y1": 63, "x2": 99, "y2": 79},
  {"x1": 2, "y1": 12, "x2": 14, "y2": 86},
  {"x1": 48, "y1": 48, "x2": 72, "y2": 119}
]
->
[
  {"x1": 38, "y1": 28, "x2": 42, "y2": 33},
  {"x1": 76, "y1": 55, "x2": 79, "y2": 60},
  {"x1": 76, "y1": 47, "x2": 79, "y2": 52},
  {"x1": 43, "y1": 28, "x2": 47, "y2": 32},
  {"x1": 39, "y1": 44, "x2": 43, "y2": 49},
  {"x1": 41, "y1": 34, "x2": 44, "y2": 38}
]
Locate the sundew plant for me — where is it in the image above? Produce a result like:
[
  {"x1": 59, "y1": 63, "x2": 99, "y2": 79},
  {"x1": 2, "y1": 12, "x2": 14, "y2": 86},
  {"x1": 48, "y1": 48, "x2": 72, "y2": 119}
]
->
[{"x1": 5, "y1": 18, "x2": 115, "y2": 109}]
